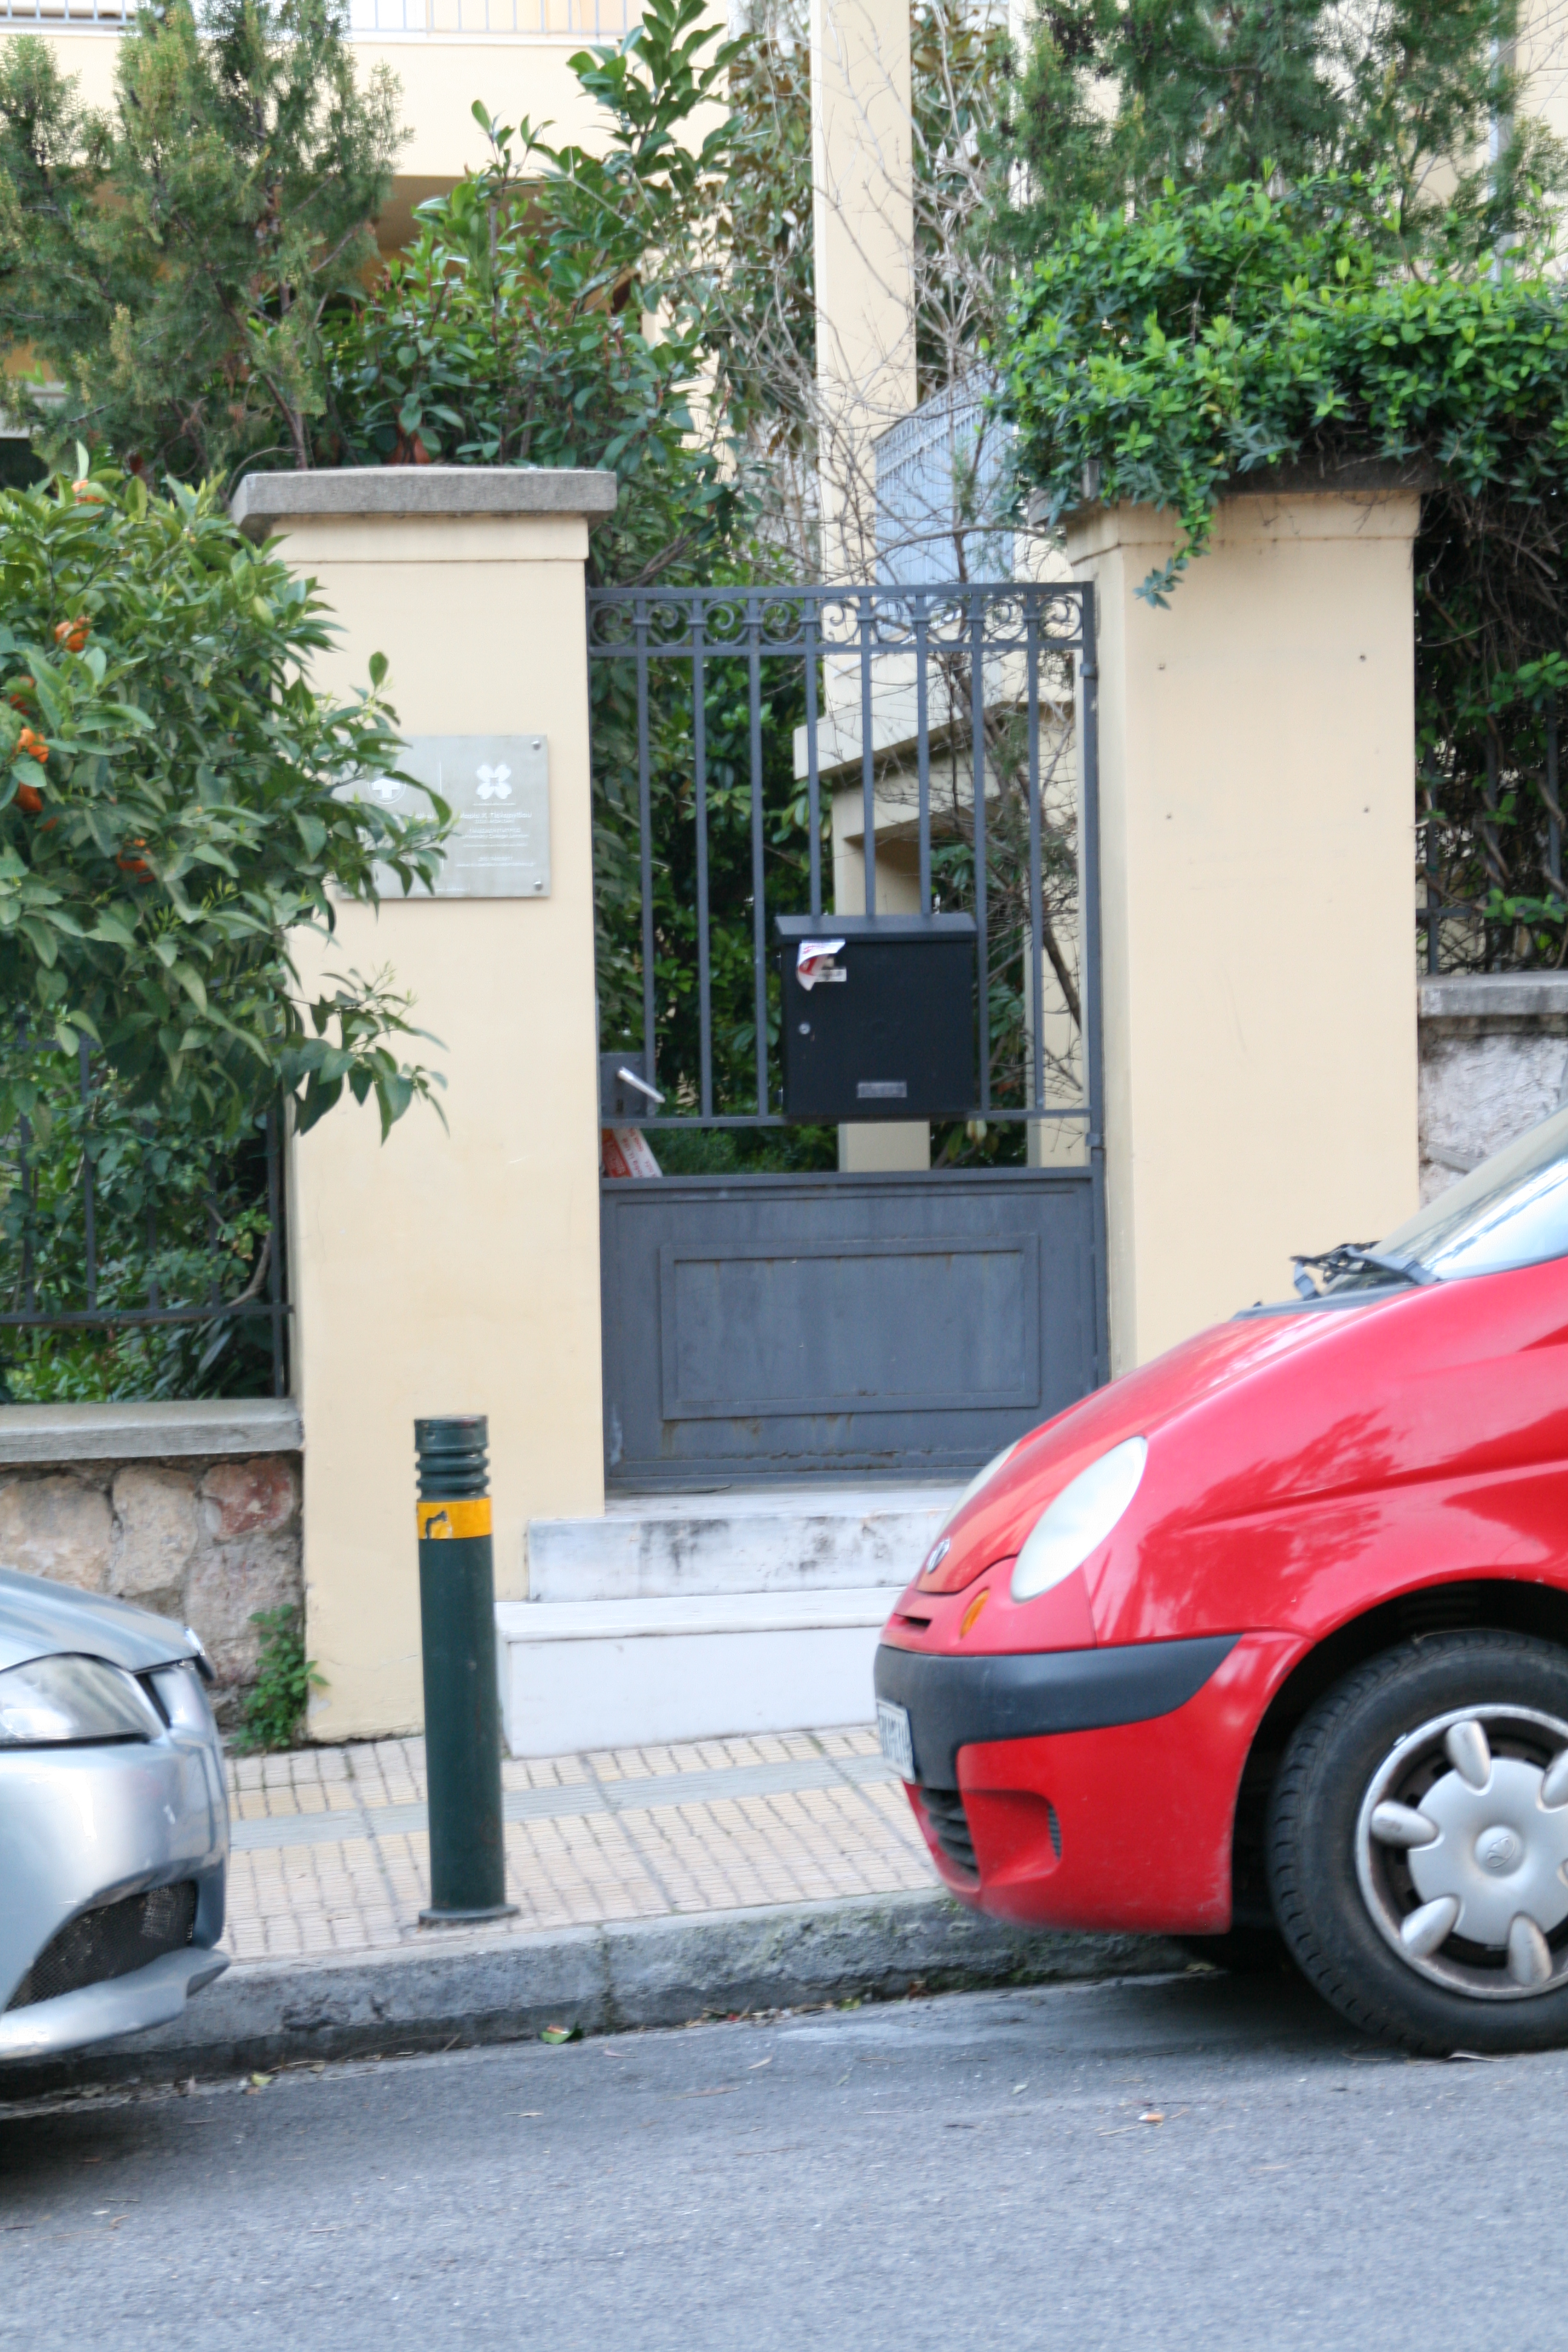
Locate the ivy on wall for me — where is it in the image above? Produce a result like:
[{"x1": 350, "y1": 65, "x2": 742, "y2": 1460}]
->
[{"x1": 997, "y1": 175, "x2": 1568, "y2": 963}]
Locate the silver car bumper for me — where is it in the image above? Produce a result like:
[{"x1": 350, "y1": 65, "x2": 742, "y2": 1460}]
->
[
  {"x1": 0, "y1": 1945, "x2": 229, "y2": 2061},
  {"x1": 0, "y1": 1660, "x2": 229, "y2": 2060}
]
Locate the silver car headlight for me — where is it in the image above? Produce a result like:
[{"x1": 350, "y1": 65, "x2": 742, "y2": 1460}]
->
[
  {"x1": 1010, "y1": 1437, "x2": 1149, "y2": 1602},
  {"x1": 0, "y1": 1654, "x2": 163, "y2": 1746}
]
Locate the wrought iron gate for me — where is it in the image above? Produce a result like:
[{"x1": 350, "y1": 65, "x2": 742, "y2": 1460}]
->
[{"x1": 587, "y1": 579, "x2": 1105, "y2": 1488}]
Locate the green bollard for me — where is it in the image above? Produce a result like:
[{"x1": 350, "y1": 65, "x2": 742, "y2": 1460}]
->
[{"x1": 414, "y1": 1414, "x2": 517, "y2": 1925}]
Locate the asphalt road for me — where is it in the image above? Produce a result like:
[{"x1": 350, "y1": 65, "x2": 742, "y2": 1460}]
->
[{"x1": 2, "y1": 1963, "x2": 1565, "y2": 2351}]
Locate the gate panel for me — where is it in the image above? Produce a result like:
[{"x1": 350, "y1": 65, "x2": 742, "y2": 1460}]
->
[{"x1": 603, "y1": 1169, "x2": 1096, "y2": 1486}]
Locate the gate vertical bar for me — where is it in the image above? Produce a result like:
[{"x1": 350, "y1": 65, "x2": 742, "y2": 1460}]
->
[
  {"x1": 1549, "y1": 701, "x2": 1562, "y2": 908},
  {"x1": 1025, "y1": 612, "x2": 1044, "y2": 1119},
  {"x1": 915, "y1": 596, "x2": 932, "y2": 915},
  {"x1": 1484, "y1": 727, "x2": 1501, "y2": 972},
  {"x1": 860, "y1": 593, "x2": 877, "y2": 918},
  {"x1": 1077, "y1": 584, "x2": 1111, "y2": 1388},
  {"x1": 18, "y1": 1100, "x2": 33, "y2": 1317},
  {"x1": 205, "y1": 1198, "x2": 222, "y2": 1310},
  {"x1": 145, "y1": 1153, "x2": 160, "y2": 1313},
  {"x1": 77, "y1": 1039, "x2": 97, "y2": 1315},
  {"x1": 1424, "y1": 783, "x2": 1441, "y2": 976},
  {"x1": 748, "y1": 605, "x2": 768, "y2": 1117},
  {"x1": 266, "y1": 1103, "x2": 286, "y2": 1398},
  {"x1": 635, "y1": 600, "x2": 656, "y2": 1079},
  {"x1": 970, "y1": 590, "x2": 990, "y2": 1112},
  {"x1": 804, "y1": 606, "x2": 823, "y2": 921},
  {"x1": 693, "y1": 618, "x2": 714, "y2": 1120}
]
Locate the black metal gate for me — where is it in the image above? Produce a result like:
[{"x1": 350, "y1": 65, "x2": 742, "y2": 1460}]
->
[{"x1": 587, "y1": 580, "x2": 1105, "y2": 1489}]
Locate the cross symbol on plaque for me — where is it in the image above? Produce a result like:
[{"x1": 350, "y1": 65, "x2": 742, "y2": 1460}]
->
[{"x1": 475, "y1": 764, "x2": 513, "y2": 800}]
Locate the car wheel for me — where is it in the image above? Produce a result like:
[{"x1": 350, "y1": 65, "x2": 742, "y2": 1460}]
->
[{"x1": 1267, "y1": 1630, "x2": 1568, "y2": 2053}]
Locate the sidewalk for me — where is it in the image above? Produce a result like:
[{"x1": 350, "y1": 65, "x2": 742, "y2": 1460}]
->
[{"x1": 221, "y1": 1724, "x2": 937, "y2": 1962}]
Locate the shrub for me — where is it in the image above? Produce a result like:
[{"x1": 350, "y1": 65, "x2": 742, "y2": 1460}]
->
[{"x1": 998, "y1": 175, "x2": 1568, "y2": 957}]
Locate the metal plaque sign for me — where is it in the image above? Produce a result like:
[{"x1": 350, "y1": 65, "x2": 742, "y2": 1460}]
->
[{"x1": 362, "y1": 734, "x2": 550, "y2": 900}]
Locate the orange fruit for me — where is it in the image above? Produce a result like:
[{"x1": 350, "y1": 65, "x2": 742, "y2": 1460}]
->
[
  {"x1": 54, "y1": 618, "x2": 89, "y2": 653},
  {"x1": 16, "y1": 727, "x2": 47, "y2": 763},
  {"x1": 15, "y1": 783, "x2": 42, "y2": 815}
]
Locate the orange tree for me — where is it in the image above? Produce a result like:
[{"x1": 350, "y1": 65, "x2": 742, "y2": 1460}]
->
[{"x1": 0, "y1": 457, "x2": 445, "y2": 1139}]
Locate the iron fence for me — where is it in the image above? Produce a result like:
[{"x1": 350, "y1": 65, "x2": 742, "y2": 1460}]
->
[
  {"x1": 1419, "y1": 706, "x2": 1567, "y2": 973},
  {"x1": 0, "y1": 1043, "x2": 289, "y2": 1399},
  {"x1": 586, "y1": 579, "x2": 1102, "y2": 1146}
]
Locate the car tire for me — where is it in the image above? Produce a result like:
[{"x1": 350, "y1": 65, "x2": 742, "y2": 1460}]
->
[{"x1": 1267, "y1": 1630, "x2": 1568, "y2": 2053}]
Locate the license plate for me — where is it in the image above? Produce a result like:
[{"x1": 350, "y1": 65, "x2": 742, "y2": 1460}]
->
[{"x1": 877, "y1": 1699, "x2": 916, "y2": 1783}]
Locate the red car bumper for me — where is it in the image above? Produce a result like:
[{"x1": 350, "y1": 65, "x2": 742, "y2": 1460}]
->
[{"x1": 876, "y1": 1629, "x2": 1304, "y2": 1935}]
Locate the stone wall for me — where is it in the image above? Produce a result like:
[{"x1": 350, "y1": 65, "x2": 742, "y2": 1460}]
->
[
  {"x1": 1419, "y1": 975, "x2": 1568, "y2": 1203},
  {"x1": 0, "y1": 1450, "x2": 302, "y2": 1728}
]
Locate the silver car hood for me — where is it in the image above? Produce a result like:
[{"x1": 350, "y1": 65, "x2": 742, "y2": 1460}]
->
[{"x1": 0, "y1": 1566, "x2": 199, "y2": 1673}]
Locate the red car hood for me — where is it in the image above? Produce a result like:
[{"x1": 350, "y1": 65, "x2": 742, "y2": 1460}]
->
[{"x1": 918, "y1": 1305, "x2": 1347, "y2": 1593}]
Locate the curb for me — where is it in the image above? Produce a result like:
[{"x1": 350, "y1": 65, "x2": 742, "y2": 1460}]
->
[{"x1": 0, "y1": 1893, "x2": 1187, "y2": 2100}]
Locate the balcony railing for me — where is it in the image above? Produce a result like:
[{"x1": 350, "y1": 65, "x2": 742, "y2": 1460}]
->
[
  {"x1": 0, "y1": 0, "x2": 136, "y2": 22},
  {"x1": 0, "y1": 0, "x2": 639, "y2": 28},
  {"x1": 349, "y1": 0, "x2": 639, "y2": 28}
]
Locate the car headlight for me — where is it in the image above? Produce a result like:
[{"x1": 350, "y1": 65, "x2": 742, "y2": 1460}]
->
[
  {"x1": 1010, "y1": 1437, "x2": 1149, "y2": 1602},
  {"x1": 0, "y1": 1654, "x2": 163, "y2": 1747}
]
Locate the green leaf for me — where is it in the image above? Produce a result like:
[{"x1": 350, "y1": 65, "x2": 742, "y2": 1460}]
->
[{"x1": 17, "y1": 915, "x2": 58, "y2": 966}]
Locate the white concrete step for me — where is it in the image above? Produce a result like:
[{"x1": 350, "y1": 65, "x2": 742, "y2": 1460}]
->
[
  {"x1": 526, "y1": 1480, "x2": 962, "y2": 1604},
  {"x1": 495, "y1": 1587, "x2": 902, "y2": 1758}
]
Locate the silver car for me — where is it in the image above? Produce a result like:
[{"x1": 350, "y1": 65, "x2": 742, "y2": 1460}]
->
[{"x1": 0, "y1": 1566, "x2": 229, "y2": 2063}]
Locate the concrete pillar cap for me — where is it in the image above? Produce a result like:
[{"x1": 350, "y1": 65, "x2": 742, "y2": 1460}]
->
[{"x1": 229, "y1": 466, "x2": 619, "y2": 538}]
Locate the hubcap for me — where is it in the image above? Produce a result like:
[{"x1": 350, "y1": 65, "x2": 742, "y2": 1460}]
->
[{"x1": 1355, "y1": 1705, "x2": 1568, "y2": 2001}]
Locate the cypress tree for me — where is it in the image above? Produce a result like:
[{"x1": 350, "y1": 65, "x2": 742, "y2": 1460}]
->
[{"x1": 0, "y1": 0, "x2": 403, "y2": 480}]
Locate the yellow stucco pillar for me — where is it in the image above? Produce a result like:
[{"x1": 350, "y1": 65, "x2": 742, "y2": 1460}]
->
[
  {"x1": 231, "y1": 467, "x2": 615, "y2": 1739},
  {"x1": 1068, "y1": 484, "x2": 1422, "y2": 1373}
]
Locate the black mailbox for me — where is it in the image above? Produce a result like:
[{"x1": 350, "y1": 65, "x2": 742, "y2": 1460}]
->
[{"x1": 776, "y1": 913, "x2": 977, "y2": 1122}]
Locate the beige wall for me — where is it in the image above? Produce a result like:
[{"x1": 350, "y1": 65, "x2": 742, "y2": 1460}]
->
[
  {"x1": 233, "y1": 482, "x2": 609, "y2": 1738},
  {"x1": 1067, "y1": 489, "x2": 1422, "y2": 1373}
]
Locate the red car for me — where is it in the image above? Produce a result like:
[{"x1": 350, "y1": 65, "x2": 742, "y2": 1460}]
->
[{"x1": 876, "y1": 1109, "x2": 1568, "y2": 2052}]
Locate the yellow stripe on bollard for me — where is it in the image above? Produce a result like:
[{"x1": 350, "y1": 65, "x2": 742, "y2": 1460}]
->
[{"x1": 416, "y1": 1498, "x2": 493, "y2": 1541}]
